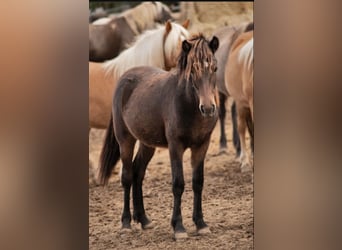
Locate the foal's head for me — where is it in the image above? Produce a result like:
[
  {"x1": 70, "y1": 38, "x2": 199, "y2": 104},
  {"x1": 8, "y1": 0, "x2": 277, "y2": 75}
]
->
[{"x1": 178, "y1": 34, "x2": 219, "y2": 117}]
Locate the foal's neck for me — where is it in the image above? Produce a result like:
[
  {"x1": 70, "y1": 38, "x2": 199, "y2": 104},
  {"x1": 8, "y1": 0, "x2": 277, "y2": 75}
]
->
[{"x1": 177, "y1": 77, "x2": 199, "y2": 112}]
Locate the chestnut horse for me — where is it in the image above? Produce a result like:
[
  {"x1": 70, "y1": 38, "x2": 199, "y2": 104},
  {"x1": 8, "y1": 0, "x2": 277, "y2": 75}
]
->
[
  {"x1": 214, "y1": 22, "x2": 254, "y2": 155},
  {"x1": 89, "y1": 20, "x2": 190, "y2": 130},
  {"x1": 99, "y1": 34, "x2": 219, "y2": 240},
  {"x1": 89, "y1": 2, "x2": 173, "y2": 62},
  {"x1": 225, "y1": 30, "x2": 254, "y2": 172}
]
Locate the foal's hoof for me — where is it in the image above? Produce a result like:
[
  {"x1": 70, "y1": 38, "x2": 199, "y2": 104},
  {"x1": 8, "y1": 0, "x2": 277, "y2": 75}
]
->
[
  {"x1": 197, "y1": 226, "x2": 211, "y2": 235},
  {"x1": 120, "y1": 227, "x2": 132, "y2": 233},
  {"x1": 218, "y1": 147, "x2": 228, "y2": 155},
  {"x1": 174, "y1": 231, "x2": 188, "y2": 240},
  {"x1": 142, "y1": 220, "x2": 155, "y2": 230},
  {"x1": 241, "y1": 163, "x2": 252, "y2": 173}
]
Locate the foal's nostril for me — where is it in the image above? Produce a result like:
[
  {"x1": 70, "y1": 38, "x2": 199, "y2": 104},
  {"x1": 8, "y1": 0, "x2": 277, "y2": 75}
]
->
[
  {"x1": 200, "y1": 105, "x2": 205, "y2": 114},
  {"x1": 211, "y1": 104, "x2": 216, "y2": 113}
]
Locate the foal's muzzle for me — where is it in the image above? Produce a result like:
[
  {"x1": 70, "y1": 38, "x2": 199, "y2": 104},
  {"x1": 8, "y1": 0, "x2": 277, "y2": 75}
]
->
[{"x1": 199, "y1": 104, "x2": 216, "y2": 117}]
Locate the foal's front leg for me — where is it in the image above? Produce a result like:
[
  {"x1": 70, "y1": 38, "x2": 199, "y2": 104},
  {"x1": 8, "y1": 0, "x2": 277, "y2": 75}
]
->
[
  {"x1": 168, "y1": 143, "x2": 187, "y2": 240},
  {"x1": 191, "y1": 139, "x2": 211, "y2": 235}
]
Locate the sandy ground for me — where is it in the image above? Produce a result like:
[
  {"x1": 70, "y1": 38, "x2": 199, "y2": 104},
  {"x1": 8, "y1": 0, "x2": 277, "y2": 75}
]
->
[{"x1": 89, "y1": 99, "x2": 253, "y2": 249}]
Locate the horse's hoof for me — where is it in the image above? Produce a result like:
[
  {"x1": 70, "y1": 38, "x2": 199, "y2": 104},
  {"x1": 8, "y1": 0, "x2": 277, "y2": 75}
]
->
[
  {"x1": 241, "y1": 163, "x2": 252, "y2": 173},
  {"x1": 197, "y1": 226, "x2": 211, "y2": 235},
  {"x1": 218, "y1": 148, "x2": 228, "y2": 155},
  {"x1": 142, "y1": 221, "x2": 155, "y2": 230},
  {"x1": 174, "y1": 231, "x2": 188, "y2": 240},
  {"x1": 120, "y1": 227, "x2": 132, "y2": 233}
]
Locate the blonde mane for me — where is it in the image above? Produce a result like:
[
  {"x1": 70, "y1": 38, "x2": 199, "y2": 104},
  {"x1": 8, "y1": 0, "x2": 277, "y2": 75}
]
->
[{"x1": 103, "y1": 22, "x2": 189, "y2": 82}]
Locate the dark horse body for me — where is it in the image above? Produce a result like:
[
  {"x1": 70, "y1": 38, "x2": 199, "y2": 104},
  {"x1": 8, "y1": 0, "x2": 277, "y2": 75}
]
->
[
  {"x1": 100, "y1": 35, "x2": 219, "y2": 239},
  {"x1": 89, "y1": 2, "x2": 173, "y2": 62},
  {"x1": 214, "y1": 22, "x2": 254, "y2": 155},
  {"x1": 89, "y1": 16, "x2": 135, "y2": 62}
]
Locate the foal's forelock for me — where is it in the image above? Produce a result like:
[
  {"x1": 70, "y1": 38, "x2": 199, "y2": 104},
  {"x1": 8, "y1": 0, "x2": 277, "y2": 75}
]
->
[{"x1": 180, "y1": 36, "x2": 217, "y2": 82}]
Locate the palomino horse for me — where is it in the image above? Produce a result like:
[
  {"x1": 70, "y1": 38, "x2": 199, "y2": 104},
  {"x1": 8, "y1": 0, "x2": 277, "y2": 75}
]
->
[
  {"x1": 213, "y1": 22, "x2": 254, "y2": 155},
  {"x1": 89, "y1": 2, "x2": 173, "y2": 62},
  {"x1": 99, "y1": 34, "x2": 219, "y2": 240},
  {"x1": 89, "y1": 20, "x2": 190, "y2": 130},
  {"x1": 225, "y1": 30, "x2": 254, "y2": 172}
]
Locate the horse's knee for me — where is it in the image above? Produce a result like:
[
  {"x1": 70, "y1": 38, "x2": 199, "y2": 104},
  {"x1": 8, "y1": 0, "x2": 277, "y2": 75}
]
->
[
  {"x1": 172, "y1": 179, "x2": 185, "y2": 196},
  {"x1": 192, "y1": 179, "x2": 203, "y2": 193},
  {"x1": 121, "y1": 168, "x2": 132, "y2": 188}
]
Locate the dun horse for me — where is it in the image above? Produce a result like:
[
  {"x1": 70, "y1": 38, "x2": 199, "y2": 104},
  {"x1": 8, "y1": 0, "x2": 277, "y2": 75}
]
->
[
  {"x1": 214, "y1": 22, "x2": 254, "y2": 156},
  {"x1": 99, "y1": 34, "x2": 219, "y2": 240},
  {"x1": 225, "y1": 30, "x2": 254, "y2": 172},
  {"x1": 89, "y1": 2, "x2": 173, "y2": 62},
  {"x1": 89, "y1": 20, "x2": 190, "y2": 130}
]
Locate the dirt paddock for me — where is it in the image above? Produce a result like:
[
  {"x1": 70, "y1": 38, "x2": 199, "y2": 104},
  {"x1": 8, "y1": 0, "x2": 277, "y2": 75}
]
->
[{"x1": 89, "y1": 99, "x2": 253, "y2": 250}]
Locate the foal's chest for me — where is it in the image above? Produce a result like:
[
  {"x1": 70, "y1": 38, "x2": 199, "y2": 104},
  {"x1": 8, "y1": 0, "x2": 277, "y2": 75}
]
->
[{"x1": 175, "y1": 117, "x2": 218, "y2": 147}]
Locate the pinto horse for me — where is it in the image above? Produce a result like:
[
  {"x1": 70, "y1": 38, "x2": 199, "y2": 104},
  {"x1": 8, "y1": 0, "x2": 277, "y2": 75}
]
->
[
  {"x1": 89, "y1": 20, "x2": 190, "y2": 130},
  {"x1": 99, "y1": 34, "x2": 219, "y2": 240},
  {"x1": 214, "y1": 22, "x2": 254, "y2": 156},
  {"x1": 225, "y1": 30, "x2": 254, "y2": 172},
  {"x1": 89, "y1": 2, "x2": 173, "y2": 62}
]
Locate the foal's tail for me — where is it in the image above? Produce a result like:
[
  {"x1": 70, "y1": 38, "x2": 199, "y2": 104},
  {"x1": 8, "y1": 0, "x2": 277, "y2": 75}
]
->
[{"x1": 99, "y1": 116, "x2": 121, "y2": 185}]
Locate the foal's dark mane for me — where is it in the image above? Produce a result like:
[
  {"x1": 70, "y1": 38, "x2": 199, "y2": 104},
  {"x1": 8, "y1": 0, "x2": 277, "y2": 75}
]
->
[{"x1": 178, "y1": 34, "x2": 217, "y2": 82}]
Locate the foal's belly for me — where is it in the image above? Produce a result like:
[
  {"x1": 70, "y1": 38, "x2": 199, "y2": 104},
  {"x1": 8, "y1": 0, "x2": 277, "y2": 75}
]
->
[{"x1": 123, "y1": 112, "x2": 168, "y2": 148}]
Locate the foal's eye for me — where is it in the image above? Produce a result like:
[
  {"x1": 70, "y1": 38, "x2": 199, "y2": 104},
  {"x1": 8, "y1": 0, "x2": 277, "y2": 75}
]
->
[{"x1": 214, "y1": 67, "x2": 218, "y2": 72}]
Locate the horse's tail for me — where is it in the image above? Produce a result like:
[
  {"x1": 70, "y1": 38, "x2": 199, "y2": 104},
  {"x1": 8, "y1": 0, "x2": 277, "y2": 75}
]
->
[{"x1": 99, "y1": 116, "x2": 121, "y2": 185}]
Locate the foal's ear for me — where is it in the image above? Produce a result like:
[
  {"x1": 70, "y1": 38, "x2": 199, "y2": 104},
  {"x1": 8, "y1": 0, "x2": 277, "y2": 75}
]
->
[
  {"x1": 209, "y1": 36, "x2": 219, "y2": 53},
  {"x1": 182, "y1": 19, "x2": 190, "y2": 29},
  {"x1": 182, "y1": 40, "x2": 191, "y2": 53},
  {"x1": 165, "y1": 20, "x2": 172, "y2": 34}
]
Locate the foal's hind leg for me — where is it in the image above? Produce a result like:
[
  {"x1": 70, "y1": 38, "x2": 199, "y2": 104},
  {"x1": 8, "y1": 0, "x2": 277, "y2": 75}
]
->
[
  {"x1": 237, "y1": 104, "x2": 252, "y2": 173},
  {"x1": 132, "y1": 143, "x2": 155, "y2": 229},
  {"x1": 191, "y1": 139, "x2": 211, "y2": 235},
  {"x1": 118, "y1": 136, "x2": 136, "y2": 230}
]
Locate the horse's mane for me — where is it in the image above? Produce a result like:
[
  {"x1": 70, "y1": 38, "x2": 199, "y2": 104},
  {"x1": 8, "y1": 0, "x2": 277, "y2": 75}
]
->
[
  {"x1": 229, "y1": 22, "x2": 253, "y2": 52},
  {"x1": 103, "y1": 25, "x2": 165, "y2": 81},
  {"x1": 245, "y1": 22, "x2": 254, "y2": 32},
  {"x1": 178, "y1": 34, "x2": 217, "y2": 81},
  {"x1": 119, "y1": 2, "x2": 167, "y2": 35}
]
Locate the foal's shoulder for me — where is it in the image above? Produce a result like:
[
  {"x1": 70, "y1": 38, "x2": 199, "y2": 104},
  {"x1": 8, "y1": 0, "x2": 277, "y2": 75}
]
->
[{"x1": 124, "y1": 66, "x2": 167, "y2": 76}]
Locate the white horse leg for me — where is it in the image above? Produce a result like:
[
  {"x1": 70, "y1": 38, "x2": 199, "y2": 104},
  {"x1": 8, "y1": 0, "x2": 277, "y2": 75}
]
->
[
  {"x1": 237, "y1": 105, "x2": 252, "y2": 173},
  {"x1": 248, "y1": 99, "x2": 254, "y2": 159}
]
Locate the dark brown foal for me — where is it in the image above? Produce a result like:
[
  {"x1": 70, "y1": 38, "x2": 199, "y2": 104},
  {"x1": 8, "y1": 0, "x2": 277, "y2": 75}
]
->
[{"x1": 99, "y1": 34, "x2": 219, "y2": 240}]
